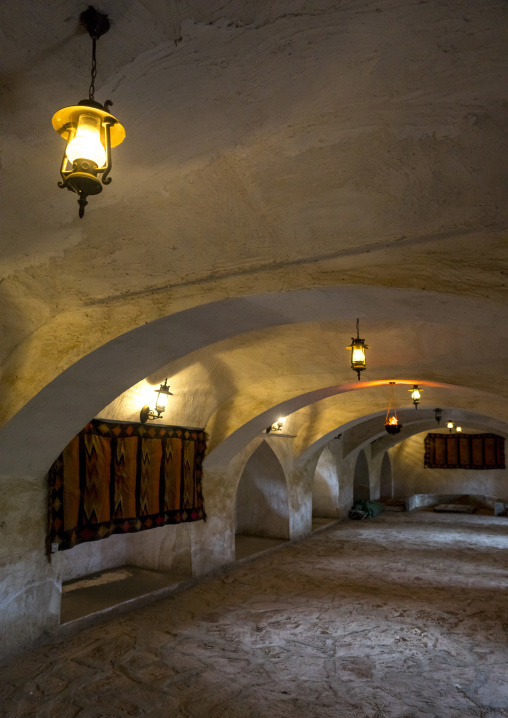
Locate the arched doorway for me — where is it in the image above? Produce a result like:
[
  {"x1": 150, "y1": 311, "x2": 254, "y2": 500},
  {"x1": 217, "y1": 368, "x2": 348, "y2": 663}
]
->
[
  {"x1": 235, "y1": 441, "x2": 290, "y2": 559},
  {"x1": 353, "y1": 449, "x2": 370, "y2": 502},
  {"x1": 312, "y1": 447, "x2": 340, "y2": 529},
  {"x1": 380, "y1": 451, "x2": 393, "y2": 499}
]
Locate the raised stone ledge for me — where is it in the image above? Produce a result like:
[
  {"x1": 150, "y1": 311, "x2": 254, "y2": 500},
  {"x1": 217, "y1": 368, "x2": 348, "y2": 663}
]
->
[{"x1": 405, "y1": 493, "x2": 507, "y2": 514}]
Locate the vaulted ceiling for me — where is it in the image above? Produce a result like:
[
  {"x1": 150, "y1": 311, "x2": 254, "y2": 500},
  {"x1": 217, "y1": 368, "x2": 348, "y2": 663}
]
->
[{"x1": 1, "y1": 0, "x2": 507, "y2": 474}]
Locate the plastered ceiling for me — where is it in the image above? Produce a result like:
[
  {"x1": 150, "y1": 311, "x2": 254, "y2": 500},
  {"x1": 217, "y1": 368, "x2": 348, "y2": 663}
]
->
[{"x1": 0, "y1": 0, "x2": 507, "y2": 470}]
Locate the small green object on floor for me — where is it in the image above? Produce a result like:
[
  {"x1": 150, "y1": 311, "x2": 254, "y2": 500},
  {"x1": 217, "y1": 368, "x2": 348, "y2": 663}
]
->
[{"x1": 349, "y1": 500, "x2": 384, "y2": 520}]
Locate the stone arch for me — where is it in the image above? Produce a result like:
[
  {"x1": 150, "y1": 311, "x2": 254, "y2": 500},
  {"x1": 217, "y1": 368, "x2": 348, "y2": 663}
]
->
[
  {"x1": 353, "y1": 449, "x2": 370, "y2": 502},
  {"x1": 312, "y1": 446, "x2": 340, "y2": 518},
  {"x1": 235, "y1": 441, "x2": 290, "y2": 540},
  {"x1": 380, "y1": 451, "x2": 392, "y2": 499},
  {"x1": 0, "y1": 285, "x2": 499, "y2": 481}
]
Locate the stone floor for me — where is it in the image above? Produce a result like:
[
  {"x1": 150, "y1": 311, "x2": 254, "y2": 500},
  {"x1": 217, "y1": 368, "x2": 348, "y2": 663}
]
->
[
  {"x1": 1, "y1": 512, "x2": 507, "y2": 718},
  {"x1": 235, "y1": 535, "x2": 288, "y2": 561}
]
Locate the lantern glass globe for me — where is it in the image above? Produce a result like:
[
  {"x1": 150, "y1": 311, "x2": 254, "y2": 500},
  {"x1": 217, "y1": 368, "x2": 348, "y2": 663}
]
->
[{"x1": 66, "y1": 114, "x2": 107, "y2": 167}]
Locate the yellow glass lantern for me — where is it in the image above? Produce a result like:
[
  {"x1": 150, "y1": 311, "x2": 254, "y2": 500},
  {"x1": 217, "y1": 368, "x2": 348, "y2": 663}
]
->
[
  {"x1": 52, "y1": 7, "x2": 125, "y2": 218},
  {"x1": 346, "y1": 319, "x2": 370, "y2": 380},
  {"x1": 409, "y1": 384, "x2": 422, "y2": 409},
  {"x1": 140, "y1": 379, "x2": 173, "y2": 424}
]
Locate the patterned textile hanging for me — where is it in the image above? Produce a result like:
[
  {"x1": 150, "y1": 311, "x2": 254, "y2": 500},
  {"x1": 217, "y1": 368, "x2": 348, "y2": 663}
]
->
[{"x1": 47, "y1": 419, "x2": 207, "y2": 553}]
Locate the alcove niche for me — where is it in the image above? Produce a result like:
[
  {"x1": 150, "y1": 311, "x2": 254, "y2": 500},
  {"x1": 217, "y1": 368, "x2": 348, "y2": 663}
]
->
[
  {"x1": 58, "y1": 525, "x2": 193, "y2": 624},
  {"x1": 312, "y1": 446, "x2": 340, "y2": 530},
  {"x1": 353, "y1": 449, "x2": 370, "y2": 502},
  {"x1": 235, "y1": 441, "x2": 290, "y2": 559},
  {"x1": 50, "y1": 419, "x2": 199, "y2": 626},
  {"x1": 379, "y1": 451, "x2": 393, "y2": 500}
]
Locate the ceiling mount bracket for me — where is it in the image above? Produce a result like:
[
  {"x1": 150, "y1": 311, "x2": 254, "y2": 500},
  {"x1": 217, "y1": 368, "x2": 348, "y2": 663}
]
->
[{"x1": 80, "y1": 6, "x2": 110, "y2": 40}]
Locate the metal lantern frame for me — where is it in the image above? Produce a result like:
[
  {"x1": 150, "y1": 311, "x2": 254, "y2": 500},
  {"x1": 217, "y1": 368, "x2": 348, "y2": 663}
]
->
[
  {"x1": 140, "y1": 379, "x2": 173, "y2": 424},
  {"x1": 409, "y1": 384, "x2": 422, "y2": 409},
  {"x1": 52, "y1": 7, "x2": 125, "y2": 218},
  {"x1": 346, "y1": 318, "x2": 370, "y2": 381}
]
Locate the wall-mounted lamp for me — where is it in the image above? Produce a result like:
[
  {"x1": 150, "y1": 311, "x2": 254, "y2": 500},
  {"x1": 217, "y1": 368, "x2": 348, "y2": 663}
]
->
[
  {"x1": 447, "y1": 421, "x2": 454, "y2": 433},
  {"x1": 434, "y1": 408, "x2": 443, "y2": 426},
  {"x1": 140, "y1": 379, "x2": 173, "y2": 423},
  {"x1": 385, "y1": 382, "x2": 402, "y2": 434},
  {"x1": 409, "y1": 384, "x2": 422, "y2": 409},
  {"x1": 266, "y1": 417, "x2": 286, "y2": 433},
  {"x1": 52, "y1": 7, "x2": 125, "y2": 218},
  {"x1": 456, "y1": 426, "x2": 462, "y2": 433},
  {"x1": 346, "y1": 318, "x2": 370, "y2": 380}
]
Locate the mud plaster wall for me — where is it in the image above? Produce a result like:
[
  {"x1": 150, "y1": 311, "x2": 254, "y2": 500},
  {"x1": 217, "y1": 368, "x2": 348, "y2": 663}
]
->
[
  {"x1": 390, "y1": 432, "x2": 508, "y2": 499},
  {"x1": 55, "y1": 522, "x2": 193, "y2": 583},
  {"x1": 379, "y1": 452, "x2": 393, "y2": 498},
  {"x1": 312, "y1": 446, "x2": 340, "y2": 518},
  {"x1": 0, "y1": 432, "x2": 338, "y2": 660},
  {"x1": 235, "y1": 440, "x2": 290, "y2": 539}
]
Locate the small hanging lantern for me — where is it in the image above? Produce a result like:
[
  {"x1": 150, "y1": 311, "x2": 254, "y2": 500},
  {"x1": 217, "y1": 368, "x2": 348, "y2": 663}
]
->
[
  {"x1": 456, "y1": 426, "x2": 462, "y2": 433},
  {"x1": 52, "y1": 7, "x2": 125, "y2": 218},
  {"x1": 140, "y1": 379, "x2": 173, "y2": 423},
  {"x1": 385, "y1": 382, "x2": 402, "y2": 434},
  {"x1": 434, "y1": 408, "x2": 443, "y2": 426},
  {"x1": 409, "y1": 384, "x2": 422, "y2": 409},
  {"x1": 346, "y1": 318, "x2": 370, "y2": 380},
  {"x1": 266, "y1": 417, "x2": 286, "y2": 433},
  {"x1": 447, "y1": 421, "x2": 454, "y2": 433}
]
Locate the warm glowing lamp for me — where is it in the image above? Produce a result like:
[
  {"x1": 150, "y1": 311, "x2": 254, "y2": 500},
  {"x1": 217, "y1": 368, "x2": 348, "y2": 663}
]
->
[
  {"x1": 409, "y1": 384, "x2": 421, "y2": 409},
  {"x1": 385, "y1": 382, "x2": 402, "y2": 434},
  {"x1": 456, "y1": 426, "x2": 462, "y2": 433},
  {"x1": 140, "y1": 379, "x2": 173, "y2": 423},
  {"x1": 346, "y1": 318, "x2": 370, "y2": 380},
  {"x1": 447, "y1": 421, "x2": 454, "y2": 433},
  {"x1": 52, "y1": 7, "x2": 125, "y2": 218},
  {"x1": 266, "y1": 417, "x2": 286, "y2": 433},
  {"x1": 66, "y1": 114, "x2": 107, "y2": 168}
]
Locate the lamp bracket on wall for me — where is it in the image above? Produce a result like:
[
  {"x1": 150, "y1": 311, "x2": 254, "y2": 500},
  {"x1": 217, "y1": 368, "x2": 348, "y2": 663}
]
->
[
  {"x1": 140, "y1": 405, "x2": 162, "y2": 423},
  {"x1": 140, "y1": 379, "x2": 173, "y2": 423},
  {"x1": 266, "y1": 417, "x2": 286, "y2": 433}
]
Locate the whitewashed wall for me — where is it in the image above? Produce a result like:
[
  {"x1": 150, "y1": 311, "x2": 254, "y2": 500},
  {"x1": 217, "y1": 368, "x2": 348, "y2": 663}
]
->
[
  {"x1": 235, "y1": 440, "x2": 290, "y2": 539},
  {"x1": 312, "y1": 446, "x2": 340, "y2": 518},
  {"x1": 389, "y1": 432, "x2": 508, "y2": 499}
]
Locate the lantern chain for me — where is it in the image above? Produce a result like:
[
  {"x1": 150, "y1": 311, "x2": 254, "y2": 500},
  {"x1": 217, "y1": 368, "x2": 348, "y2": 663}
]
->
[{"x1": 89, "y1": 37, "x2": 97, "y2": 101}]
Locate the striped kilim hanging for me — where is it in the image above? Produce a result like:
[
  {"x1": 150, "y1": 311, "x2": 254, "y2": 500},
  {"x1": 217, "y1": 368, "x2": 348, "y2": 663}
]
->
[
  {"x1": 424, "y1": 433, "x2": 505, "y2": 469},
  {"x1": 47, "y1": 420, "x2": 207, "y2": 552}
]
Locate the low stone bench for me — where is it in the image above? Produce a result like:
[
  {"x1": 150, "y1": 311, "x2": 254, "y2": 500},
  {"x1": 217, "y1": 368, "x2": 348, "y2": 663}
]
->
[
  {"x1": 433, "y1": 504, "x2": 475, "y2": 514},
  {"x1": 404, "y1": 493, "x2": 507, "y2": 514}
]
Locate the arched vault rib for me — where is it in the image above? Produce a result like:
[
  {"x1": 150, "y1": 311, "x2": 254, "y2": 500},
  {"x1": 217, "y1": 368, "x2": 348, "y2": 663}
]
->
[
  {"x1": 206, "y1": 382, "x2": 508, "y2": 468},
  {"x1": 1, "y1": 285, "x2": 508, "y2": 479},
  {"x1": 295, "y1": 402, "x2": 508, "y2": 464},
  {"x1": 368, "y1": 415, "x2": 508, "y2": 461}
]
